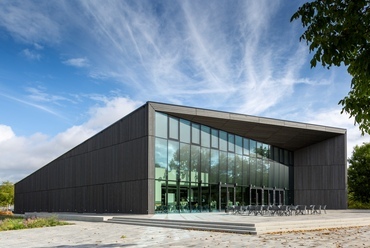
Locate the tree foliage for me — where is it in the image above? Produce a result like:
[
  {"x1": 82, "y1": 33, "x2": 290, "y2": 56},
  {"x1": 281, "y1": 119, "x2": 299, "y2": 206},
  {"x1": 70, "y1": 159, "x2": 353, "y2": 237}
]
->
[
  {"x1": 291, "y1": 0, "x2": 370, "y2": 135},
  {"x1": 0, "y1": 181, "x2": 14, "y2": 209},
  {"x1": 348, "y1": 143, "x2": 370, "y2": 203}
]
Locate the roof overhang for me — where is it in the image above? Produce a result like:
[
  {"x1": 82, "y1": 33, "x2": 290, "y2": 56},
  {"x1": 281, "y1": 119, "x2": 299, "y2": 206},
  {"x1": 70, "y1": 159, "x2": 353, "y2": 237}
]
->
[{"x1": 148, "y1": 102, "x2": 346, "y2": 151}]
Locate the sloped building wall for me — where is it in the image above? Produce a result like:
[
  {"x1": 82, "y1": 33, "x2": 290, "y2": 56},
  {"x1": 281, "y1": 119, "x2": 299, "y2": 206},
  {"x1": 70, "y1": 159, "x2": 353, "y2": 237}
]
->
[
  {"x1": 15, "y1": 104, "x2": 150, "y2": 214},
  {"x1": 294, "y1": 134, "x2": 347, "y2": 209}
]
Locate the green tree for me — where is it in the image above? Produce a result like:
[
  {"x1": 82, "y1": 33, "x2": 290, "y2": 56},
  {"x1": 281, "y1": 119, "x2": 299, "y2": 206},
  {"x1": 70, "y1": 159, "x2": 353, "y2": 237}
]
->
[
  {"x1": 291, "y1": 1, "x2": 370, "y2": 135},
  {"x1": 0, "y1": 181, "x2": 14, "y2": 210},
  {"x1": 348, "y1": 143, "x2": 370, "y2": 203}
]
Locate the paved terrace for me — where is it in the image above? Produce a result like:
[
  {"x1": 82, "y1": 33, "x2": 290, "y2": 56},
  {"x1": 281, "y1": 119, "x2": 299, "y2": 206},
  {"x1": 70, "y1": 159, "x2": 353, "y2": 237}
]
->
[{"x1": 24, "y1": 209, "x2": 370, "y2": 234}]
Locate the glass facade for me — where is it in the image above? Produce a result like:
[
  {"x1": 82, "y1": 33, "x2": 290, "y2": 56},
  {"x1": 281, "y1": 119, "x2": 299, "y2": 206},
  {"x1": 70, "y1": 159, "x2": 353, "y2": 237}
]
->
[{"x1": 154, "y1": 112, "x2": 293, "y2": 213}]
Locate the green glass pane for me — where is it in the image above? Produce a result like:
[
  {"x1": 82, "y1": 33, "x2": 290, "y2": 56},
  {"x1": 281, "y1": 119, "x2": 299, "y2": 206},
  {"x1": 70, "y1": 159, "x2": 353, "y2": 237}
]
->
[{"x1": 155, "y1": 112, "x2": 167, "y2": 138}]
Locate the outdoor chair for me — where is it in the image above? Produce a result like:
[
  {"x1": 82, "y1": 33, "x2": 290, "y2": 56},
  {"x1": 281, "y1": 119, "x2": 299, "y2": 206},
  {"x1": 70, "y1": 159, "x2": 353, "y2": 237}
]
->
[
  {"x1": 247, "y1": 205, "x2": 256, "y2": 215},
  {"x1": 322, "y1": 205, "x2": 327, "y2": 214},
  {"x1": 262, "y1": 205, "x2": 270, "y2": 216},
  {"x1": 240, "y1": 205, "x2": 249, "y2": 215},
  {"x1": 281, "y1": 205, "x2": 292, "y2": 216},
  {"x1": 307, "y1": 205, "x2": 315, "y2": 214},
  {"x1": 295, "y1": 205, "x2": 306, "y2": 215},
  {"x1": 269, "y1": 205, "x2": 280, "y2": 216},
  {"x1": 290, "y1": 205, "x2": 298, "y2": 215},
  {"x1": 312, "y1": 205, "x2": 321, "y2": 214},
  {"x1": 254, "y1": 205, "x2": 263, "y2": 216},
  {"x1": 232, "y1": 205, "x2": 242, "y2": 215}
]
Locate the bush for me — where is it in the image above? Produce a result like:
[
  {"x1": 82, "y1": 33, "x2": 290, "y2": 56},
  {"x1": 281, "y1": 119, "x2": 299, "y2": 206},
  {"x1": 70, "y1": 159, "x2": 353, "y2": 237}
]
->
[
  {"x1": 348, "y1": 193, "x2": 370, "y2": 209},
  {"x1": 0, "y1": 216, "x2": 70, "y2": 231}
]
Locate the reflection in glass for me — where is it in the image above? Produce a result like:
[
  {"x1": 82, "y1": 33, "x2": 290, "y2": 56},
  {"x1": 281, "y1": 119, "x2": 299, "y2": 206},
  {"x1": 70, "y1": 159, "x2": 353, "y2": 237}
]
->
[
  {"x1": 249, "y1": 157, "x2": 256, "y2": 185},
  {"x1": 263, "y1": 160, "x2": 270, "y2": 187},
  {"x1": 256, "y1": 159, "x2": 263, "y2": 186},
  {"x1": 219, "y1": 151, "x2": 227, "y2": 183},
  {"x1": 228, "y1": 134, "x2": 235, "y2": 152},
  {"x1": 235, "y1": 136, "x2": 243, "y2": 155},
  {"x1": 210, "y1": 149, "x2": 219, "y2": 183},
  {"x1": 211, "y1": 129, "x2": 218, "y2": 148},
  {"x1": 154, "y1": 111, "x2": 294, "y2": 211},
  {"x1": 191, "y1": 145, "x2": 200, "y2": 181},
  {"x1": 192, "y1": 123, "x2": 200, "y2": 144},
  {"x1": 227, "y1": 153, "x2": 235, "y2": 184},
  {"x1": 168, "y1": 140, "x2": 179, "y2": 181},
  {"x1": 235, "y1": 154, "x2": 243, "y2": 185},
  {"x1": 250, "y1": 140, "x2": 257, "y2": 157},
  {"x1": 243, "y1": 138, "x2": 250, "y2": 155},
  {"x1": 179, "y1": 143, "x2": 190, "y2": 181},
  {"x1": 242, "y1": 156, "x2": 250, "y2": 186},
  {"x1": 180, "y1": 119, "x2": 191, "y2": 143},
  {"x1": 155, "y1": 112, "x2": 168, "y2": 138},
  {"x1": 201, "y1": 148, "x2": 210, "y2": 183},
  {"x1": 201, "y1": 126, "x2": 210, "y2": 148},
  {"x1": 169, "y1": 117, "x2": 178, "y2": 140},
  {"x1": 219, "y1": 131, "x2": 227, "y2": 151},
  {"x1": 155, "y1": 138, "x2": 167, "y2": 180}
]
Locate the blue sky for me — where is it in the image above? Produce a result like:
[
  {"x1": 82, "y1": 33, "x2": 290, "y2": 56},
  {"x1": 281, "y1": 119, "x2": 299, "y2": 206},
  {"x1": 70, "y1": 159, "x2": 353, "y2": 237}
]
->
[{"x1": 0, "y1": 0, "x2": 368, "y2": 183}]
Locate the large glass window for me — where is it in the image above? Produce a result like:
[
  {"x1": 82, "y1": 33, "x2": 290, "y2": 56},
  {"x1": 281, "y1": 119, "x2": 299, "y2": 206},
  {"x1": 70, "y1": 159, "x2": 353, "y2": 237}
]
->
[
  {"x1": 242, "y1": 156, "x2": 250, "y2": 186},
  {"x1": 191, "y1": 123, "x2": 200, "y2": 144},
  {"x1": 154, "y1": 111, "x2": 294, "y2": 212},
  {"x1": 235, "y1": 136, "x2": 243, "y2": 155},
  {"x1": 256, "y1": 158, "x2": 263, "y2": 186},
  {"x1": 167, "y1": 140, "x2": 179, "y2": 181},
  {"x1": 190, "y1": 145, "x2": 200, "y2": 182},
  {"x1": 228, "y1": 134, "x2": 235, "y2": 152},
  {"x1": 155, "y1": 112, "x2": 168, "y2": 139},
  {"x1": 243, "y1": 138, "x2": 250, "y2": 155},
  {"x1": 219, "y1": 151, "x2": 227, "y2": 183},
  {"x1": 169, "y1": 117, "x2": 179, "y2": 140},
  {"x1": 227, "y1": 153, "x2": 235, "y2": 184},
  {"x1": 201, "y1": 147, "x2": 210, "y2": 183},
  {"x1": 155, "y1": 138, "x2": 167, "y2": 180},
  {"x1": 180, "y1": 119, "x2": 191, "y2": 143},
  {"x1": 201, "y1": 126, "x2": 210, "y2": 148},
  {"x1": 250, "y1": 140, "x2": 257, "y2": 157},
  {"x1": 211, "y1": 129, "x2": 218, "y2": 148},
  {"x1": 179, "y1": 143, "x2": 190, "y2": 181},
  {"x1": 210, "y1": 149, "x2": 219, "y2": 183},
  {"x1": 249, "y1": 157, "x2": 256, "y2": 186},
  {"x1": 219, "y1": 131, "x2": 227, "y2": 151},
  {"x1": 235, "y1": 154, "x2": 243, "y2": 185}
]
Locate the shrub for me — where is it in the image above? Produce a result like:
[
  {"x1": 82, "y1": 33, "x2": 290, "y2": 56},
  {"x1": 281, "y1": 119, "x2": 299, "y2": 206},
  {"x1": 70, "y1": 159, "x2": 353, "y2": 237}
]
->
[{"x1": 0, "y1": 216, "x2": 70, "y2": 231}]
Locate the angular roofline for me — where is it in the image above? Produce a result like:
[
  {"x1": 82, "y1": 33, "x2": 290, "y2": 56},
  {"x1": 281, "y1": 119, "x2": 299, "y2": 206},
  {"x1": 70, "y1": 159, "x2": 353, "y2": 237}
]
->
[{"x1": 148, "y1": 101, "x2": 346, "y2": 151}]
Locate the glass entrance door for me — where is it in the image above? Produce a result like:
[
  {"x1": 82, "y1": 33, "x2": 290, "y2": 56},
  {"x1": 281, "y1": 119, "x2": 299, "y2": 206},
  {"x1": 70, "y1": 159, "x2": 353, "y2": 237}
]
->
[{"x1": 219, "y1": 184, "x2": 236, "y2": 211}]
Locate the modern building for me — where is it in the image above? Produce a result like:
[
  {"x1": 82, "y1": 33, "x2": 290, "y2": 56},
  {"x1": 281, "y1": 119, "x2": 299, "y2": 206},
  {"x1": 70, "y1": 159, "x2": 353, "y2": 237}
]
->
[{"x1": 14, "y1": 101, "x2": 347, "y2": 214}]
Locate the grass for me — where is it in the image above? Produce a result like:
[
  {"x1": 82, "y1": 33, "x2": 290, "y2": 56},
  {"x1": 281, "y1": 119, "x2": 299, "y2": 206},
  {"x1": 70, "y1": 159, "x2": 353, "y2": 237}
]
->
[{"x1": 0, "y1": 214, "x2": 70, "y2": 231}]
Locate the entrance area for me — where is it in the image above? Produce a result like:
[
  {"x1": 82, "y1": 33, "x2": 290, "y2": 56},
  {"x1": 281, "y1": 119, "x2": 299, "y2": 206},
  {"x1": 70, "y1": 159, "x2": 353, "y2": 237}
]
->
[
  {"x1": 155, "y1": 182, "x2": 287, "y2": 213},
  {"x1": 219, "y1": 183, "x2": 236, "y2": 211}
]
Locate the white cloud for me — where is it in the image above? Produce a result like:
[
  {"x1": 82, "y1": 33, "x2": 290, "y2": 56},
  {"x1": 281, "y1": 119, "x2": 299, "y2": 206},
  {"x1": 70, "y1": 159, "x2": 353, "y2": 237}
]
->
[
  {"x1": 0, "y1": 125, "x2": 15, "y2": 143},
  {"x1": 63, "y1": 58, "x2": 90, "y2": 68},
  {"x1": 0, "y1": 97, "x2": 141, "y2": 183},
  {"x1": 301, "y1": 108, "x2": 369, "y2": 161},
  {"x1": 0, "y1": 1, "x2": 61, "y2": 44},
  {"x1": 21, "y1": 48, "x2": 41, "y2": 60}
]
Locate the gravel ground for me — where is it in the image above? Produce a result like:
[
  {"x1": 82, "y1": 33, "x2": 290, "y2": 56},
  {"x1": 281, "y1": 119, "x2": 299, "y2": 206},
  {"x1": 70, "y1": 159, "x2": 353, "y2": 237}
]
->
[{"x1": 0, "y1": 221, "x2": 370, "y2": 247}]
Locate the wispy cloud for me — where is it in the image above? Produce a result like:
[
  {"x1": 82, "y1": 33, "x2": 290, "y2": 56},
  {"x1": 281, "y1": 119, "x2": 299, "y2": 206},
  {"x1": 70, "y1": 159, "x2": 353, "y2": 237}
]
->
[
  {"x1": 0, "y1": 1, "x2": 326, "y2": 114},
  {"x1": 63, "y1": 57, "x2": 89, "y2": 68},
  {"x1": 0, "y1": 97, "x2": 141, "y2": 182},
  {"x1": 0, "y1": 1, "x2": 61, "y2": 44},
  {"x1": 21, "y1": 48, "x2": 41, "y2": 60},
  {"x1": 0, "y1": 92, "x2": 63, "y2": 118}
]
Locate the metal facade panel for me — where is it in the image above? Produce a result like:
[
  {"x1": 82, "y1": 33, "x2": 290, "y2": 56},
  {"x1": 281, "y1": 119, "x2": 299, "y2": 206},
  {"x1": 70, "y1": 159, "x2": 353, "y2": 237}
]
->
[
  {"x1": 14, "y1": 103, "x2": 150, "y2": 214},
  {"x1": 294, "y1": 134, "x2": 347, "y2": 209}
]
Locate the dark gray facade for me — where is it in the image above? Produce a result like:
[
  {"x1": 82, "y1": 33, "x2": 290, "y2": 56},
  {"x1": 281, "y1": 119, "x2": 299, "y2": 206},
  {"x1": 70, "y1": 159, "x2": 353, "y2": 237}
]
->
[{"x1": 14, "y1": 102, "x2": 347, "y2": 214}]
